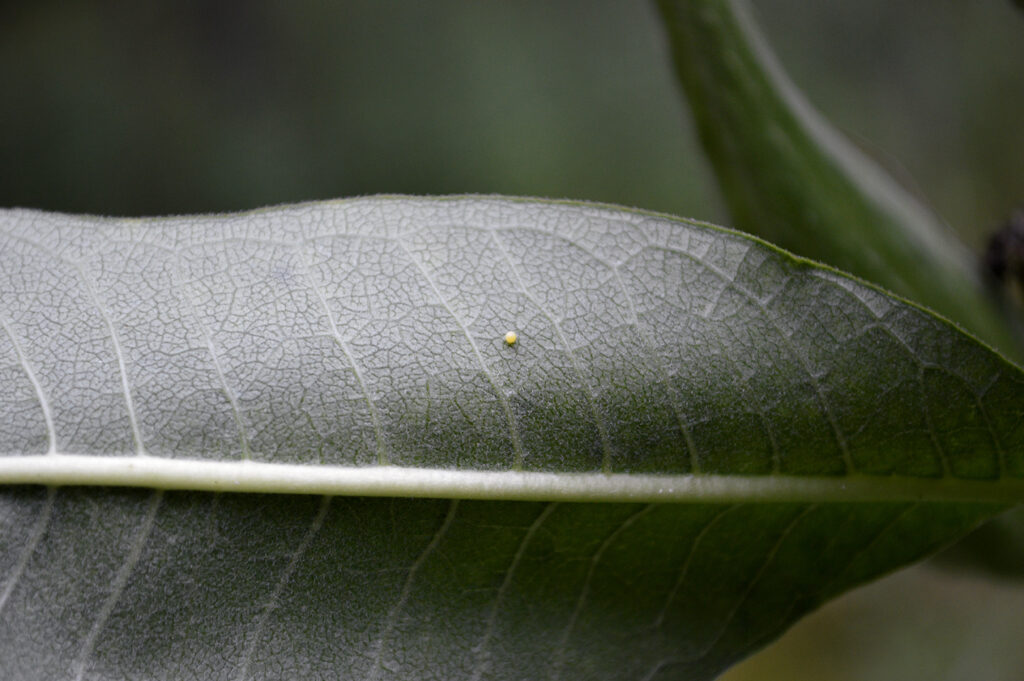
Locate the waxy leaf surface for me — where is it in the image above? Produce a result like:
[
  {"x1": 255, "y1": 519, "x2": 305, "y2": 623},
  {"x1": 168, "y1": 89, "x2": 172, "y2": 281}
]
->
[{"x1": 1, "y1": 197, "x2": 1021, "y2": 680}]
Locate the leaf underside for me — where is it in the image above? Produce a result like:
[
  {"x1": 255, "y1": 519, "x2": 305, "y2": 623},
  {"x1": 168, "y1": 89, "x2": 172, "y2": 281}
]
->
[
  {"x1": 0, "y1": 489, "x2": 997, "y2": 681},
  {"x1": 1, "y1": 197, "x2": 1022, "y2": 680}
]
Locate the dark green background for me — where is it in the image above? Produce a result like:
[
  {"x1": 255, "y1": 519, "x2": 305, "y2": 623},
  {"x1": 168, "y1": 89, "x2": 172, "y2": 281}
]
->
[{"x1": 3, "y1": 0, "x2": 1023, "y2": 251}]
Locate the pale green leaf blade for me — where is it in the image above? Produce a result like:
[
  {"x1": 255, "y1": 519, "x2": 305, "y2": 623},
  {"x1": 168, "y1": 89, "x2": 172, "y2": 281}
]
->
[
  {"x1": 655, "y1": 0, "x2": 1020, "y2": 357},
  {"x1": 1, "y1": 196, "x2": 1022, "y2": 680}
]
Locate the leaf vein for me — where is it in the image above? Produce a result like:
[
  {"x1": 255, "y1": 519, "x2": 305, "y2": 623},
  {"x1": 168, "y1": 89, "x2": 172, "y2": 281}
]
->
[
  {"x1": 0, "y1": 487, "x2": 55, "y2": 615},
  {"x1": 490, "y1": 230, "x2": 614, "y2": 471},
  {"x1": 653, "y1": 245, "x2": 854, "y2": 473},
  {"x1": 364, "y1": 499, "x2": 459, "y2": 681},
  {"x1": 72, "y1": 490, "x2": 162, "y2": 681},
  {"x1": 235, "y1": 495, "x2": 331, "y2": 681},
  {"x1": 550, "y1": 504, "x2": 654, "y2": 681},
  {"x1": 470, "y1": 502, "x2": 558, "y2": 681},
  {"x1": 294, "y1": 241, "x2": 386, "y2": 465},
  {"x1": 0, "y1": 315, "x2": 57, "y2": 455},
  {"x1": 395, "y1": 238, "x2": 526, "y2": 468}
]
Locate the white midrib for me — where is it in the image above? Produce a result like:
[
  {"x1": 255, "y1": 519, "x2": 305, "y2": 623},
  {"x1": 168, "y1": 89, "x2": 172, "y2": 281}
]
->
[{"x1": 0, "y1": 455, "x2": 1023, "y2": 504}]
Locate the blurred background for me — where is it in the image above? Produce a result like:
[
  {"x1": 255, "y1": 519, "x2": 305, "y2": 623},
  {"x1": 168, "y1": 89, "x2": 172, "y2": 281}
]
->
[
  {"x1": 4, "y1": 0, "x2": 1023, "y2": 250},
  {"x1": 2, "y1": 0, "x2": 1023, "y2": 678}
]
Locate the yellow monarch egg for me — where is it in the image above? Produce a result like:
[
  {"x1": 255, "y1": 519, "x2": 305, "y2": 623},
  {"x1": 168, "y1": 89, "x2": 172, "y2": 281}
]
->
[{"x1": 504, "y1": 331, "x2": 518, "y2": 346}]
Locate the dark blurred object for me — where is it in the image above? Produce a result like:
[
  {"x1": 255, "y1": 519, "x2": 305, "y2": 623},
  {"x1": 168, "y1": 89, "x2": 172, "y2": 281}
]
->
[
  {"x1": 982, "y1": 208, "x2": 1024, "y2": 304},
  {"x1": 934, "y1": 506, "x2": 1024, "y2": 581}
]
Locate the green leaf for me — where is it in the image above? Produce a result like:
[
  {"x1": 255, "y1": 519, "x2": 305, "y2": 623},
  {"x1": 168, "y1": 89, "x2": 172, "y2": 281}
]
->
[
  {"x1": 1, "y1": 197, "x2": 1022, "y2": 680},
  {"x1": 655, "y1": 0, "x2": 1021, "y2": 358}
]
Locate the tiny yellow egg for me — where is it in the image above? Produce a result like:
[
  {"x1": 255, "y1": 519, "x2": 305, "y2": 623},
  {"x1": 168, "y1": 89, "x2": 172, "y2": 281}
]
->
[{"x1": 504, "y1": 331, "x2": 518, "y2": 346}]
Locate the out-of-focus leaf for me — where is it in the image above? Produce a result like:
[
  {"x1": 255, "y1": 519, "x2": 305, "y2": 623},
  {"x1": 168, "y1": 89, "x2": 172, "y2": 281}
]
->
[{"x1": 656, "y1": 0, "x2": 1021, "y2": 359}]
